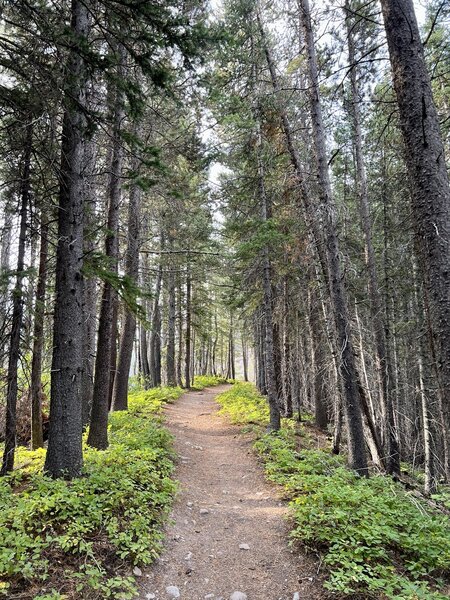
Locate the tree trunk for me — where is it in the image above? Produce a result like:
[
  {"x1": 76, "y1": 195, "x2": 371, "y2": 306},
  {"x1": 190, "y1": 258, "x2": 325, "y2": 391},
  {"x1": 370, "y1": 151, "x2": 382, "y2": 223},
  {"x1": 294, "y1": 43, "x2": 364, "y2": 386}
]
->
[
  {"x1": 44, "y1": 0, "x2": 89, "y2": 478},
  {"x1": 242, "y1": 332, "x2": 249, "y2": 382},
  {"x1": 149, "y1": 261, "x2": 163, "y2": 387},
  {"x1": 88, "y1": 46, "x2": 125, "y2": 449},
  {"x1": 1, "y1": 123, "x2": 31, "y2": 475},
  {"x1": 176, "y1": 276, "x2": 183, "y2": 386},
  {"x1": 81, "y1": 139, "x2": 97, "y2": 427},
  {"x1": 185, "y1": 268, "x2": 192, "y2": 389},
  {"x1": 257, "y1": 117, "x2": 281, "y2": 431},
  {"x1": 31, "y1": 212, "x2": 48, "y2": 450},
  {"x1": 166, "y1": 239, "x2": 176, "y2": 386},
  {"x1": 380, "y1": 0, "x2": 450, "y2": 474},
  {"x1": 345, "y1": 3, "x2": 399, "y2": 474},
  {"x1": 112, "y1": 134, "x2": 142, "y2": 410},
  {"x1": 298, "y1": 0, "x2": 368, "y2": 474},
  {"x1": 308, "y1": 284, "x2": 328, "y2": 430}
]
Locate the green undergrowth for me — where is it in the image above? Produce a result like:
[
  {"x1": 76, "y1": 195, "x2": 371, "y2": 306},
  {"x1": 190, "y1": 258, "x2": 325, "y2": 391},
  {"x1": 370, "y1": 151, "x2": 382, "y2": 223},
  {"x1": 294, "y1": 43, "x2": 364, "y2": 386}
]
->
[
  {"x1": 0, "y1": 376, "x2": 227, "y2": 600},
  {"x1": 217, "y1": 382, "x2": 450, "y2": 599},
  {"x1": 192, "y1": 374, "x2": 229, "y2": 389}
]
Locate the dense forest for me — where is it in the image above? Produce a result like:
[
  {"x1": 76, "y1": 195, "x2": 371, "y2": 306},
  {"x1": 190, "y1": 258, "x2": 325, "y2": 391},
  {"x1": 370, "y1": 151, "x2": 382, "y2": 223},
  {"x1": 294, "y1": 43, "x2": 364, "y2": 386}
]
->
[{"x1": 0, "y1": 0, "x2": 449, "y2": 598}]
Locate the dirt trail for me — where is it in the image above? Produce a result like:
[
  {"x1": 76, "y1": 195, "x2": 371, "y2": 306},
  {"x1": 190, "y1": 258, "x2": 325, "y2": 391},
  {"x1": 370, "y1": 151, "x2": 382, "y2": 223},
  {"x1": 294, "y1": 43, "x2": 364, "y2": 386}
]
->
[{"x1": 140, "y1": 385, "x2": 323, "y2": 600}]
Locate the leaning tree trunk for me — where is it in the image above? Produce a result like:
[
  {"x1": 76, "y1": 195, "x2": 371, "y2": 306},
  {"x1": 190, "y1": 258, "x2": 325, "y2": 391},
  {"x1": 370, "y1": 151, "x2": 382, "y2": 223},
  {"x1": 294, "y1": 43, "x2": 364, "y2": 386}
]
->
[
  {"x1": 88, "y1": 48, "x2": 124, "y2": 450},
  {"x1": 345, "y1": 2, "x2": 399, "y2": 474},
  {"x1": 257, "y1": 11, "x2": 365, "y2": 469},
  {"x1": 1, "y1": 123, "x2": 31, "y2": 475},
  {"x1": 31, "y1": 212, "x2": 48, "y2": 450},
  {"x1": 44, "y1": 0, "x2": 89, "y2": 479},
  {"x1": 112, "y1": 131, "x2": 142, "y2": 411},
  {"x1": 297, "y1": 0, "x2": 368, "y2": 474},
  {"x1": 380, "y1": 0, "x2": 450, "y2": 476}
]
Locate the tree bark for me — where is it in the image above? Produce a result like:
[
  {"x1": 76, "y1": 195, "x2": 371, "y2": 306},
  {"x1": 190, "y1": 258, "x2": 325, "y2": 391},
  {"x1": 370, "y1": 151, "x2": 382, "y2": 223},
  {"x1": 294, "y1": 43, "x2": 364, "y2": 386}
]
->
[
  {"x1": 345, "y1": 3, "x2": 399, "y2": 474},
  {"x1": 166, "y1": 237, "x2": 176, "y2": 386},
  {"x1": 176, "y1": 276, "x2": 183, "y2": 386},
  {"x1": 298, "y1": 0, "x2": 368, "y2": 474},
  {"x1": 112, "y1": 133, "x2": 142, "y2": 410},
  {"x1": 149, "y1": 261, "x2": 163, "y2": 387},
  {"x1": 185, "y1": 268, "x2": 192, "y2": 389},
  {"x1": 88, "y1": 46, "x2": 125, "y2": 449},
  {"x1": 44, "y1": 0, "x2": 89, "y2": 478},
  {"x1": 31, "y1": 212, "x2": 48, "y2": 450},
  {"x1": 81, "y1": 138, "x2": 97, "y2": 427},
  {"x1": 380, "y1": 0, "x2": 450, "y2": 473},
  {"x1": 1, "y1": 123, "x2": 31, "y2": 475}
]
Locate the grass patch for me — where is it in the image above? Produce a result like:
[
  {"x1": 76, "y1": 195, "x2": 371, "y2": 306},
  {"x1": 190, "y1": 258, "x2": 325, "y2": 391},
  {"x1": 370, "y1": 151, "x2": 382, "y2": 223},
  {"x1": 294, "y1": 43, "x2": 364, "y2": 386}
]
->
[{"x1": 217, "y1": 382, "x2": 450, "y2": 599}]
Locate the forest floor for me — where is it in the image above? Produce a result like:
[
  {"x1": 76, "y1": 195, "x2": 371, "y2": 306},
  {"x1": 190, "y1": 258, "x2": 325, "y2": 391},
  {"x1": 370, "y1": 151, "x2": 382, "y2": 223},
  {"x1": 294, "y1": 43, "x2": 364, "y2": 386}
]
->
[{"x1": 139, "y1": 385, "x2": 324, "y2": 600}]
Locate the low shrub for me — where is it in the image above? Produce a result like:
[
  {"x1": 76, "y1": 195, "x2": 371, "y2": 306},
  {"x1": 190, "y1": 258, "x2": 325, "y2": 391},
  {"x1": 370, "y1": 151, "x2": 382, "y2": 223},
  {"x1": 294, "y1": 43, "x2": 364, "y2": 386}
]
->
[
  {"x1": 192, "y1": 374, "x2": 229, "y2": 389},
  {"x1": 0, "y1": 386, "x2": 184, "y2": 599},
  {"x1": 217, "y1": 382, "x2": 450, "y2": 599}
]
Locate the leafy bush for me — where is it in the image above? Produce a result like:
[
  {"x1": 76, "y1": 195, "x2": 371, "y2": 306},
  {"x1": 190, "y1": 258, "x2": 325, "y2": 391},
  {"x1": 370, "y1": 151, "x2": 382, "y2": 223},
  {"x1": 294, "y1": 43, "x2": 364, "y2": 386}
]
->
[
  {"x1": 217, "y1": 383, "x2": 450, "y2": 599},
  {"x1": 0, "y1": 386, "x2": 184, "y2": 599}
]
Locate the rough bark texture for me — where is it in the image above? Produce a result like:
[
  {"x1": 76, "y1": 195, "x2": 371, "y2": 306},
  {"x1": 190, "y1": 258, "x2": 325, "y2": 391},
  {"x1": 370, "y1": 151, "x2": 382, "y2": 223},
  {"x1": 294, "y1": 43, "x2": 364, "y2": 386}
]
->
[
  {"x1": 88, "y1": 47, "x2": 124, "y2": 449},
  {"x1": 380, "y1": 0, "x2": 450, "y2": 473},
  {"x1": 31, "y1": 213, "x2": 48, "y2": 450},
  {"x1": 44, "y1": 0, "x2": 89, "y2": 478},
  {"x1": 1, "y1": 123, "x2": 31, "y2": 475}
]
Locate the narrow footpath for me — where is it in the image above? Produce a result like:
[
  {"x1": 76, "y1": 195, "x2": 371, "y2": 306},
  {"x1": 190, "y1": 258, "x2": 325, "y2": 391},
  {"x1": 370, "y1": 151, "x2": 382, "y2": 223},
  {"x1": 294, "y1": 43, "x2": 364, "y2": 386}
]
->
[{"x1": 140, "y1": 385, "x2": 324, "y2": 600}]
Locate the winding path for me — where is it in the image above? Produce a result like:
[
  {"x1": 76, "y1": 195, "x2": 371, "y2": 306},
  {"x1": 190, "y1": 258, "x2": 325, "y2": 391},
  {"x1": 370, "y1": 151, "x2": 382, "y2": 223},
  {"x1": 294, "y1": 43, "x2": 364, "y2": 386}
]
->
[{"x1": 140, "y1": 385, "x2": 323, "y2": 600}]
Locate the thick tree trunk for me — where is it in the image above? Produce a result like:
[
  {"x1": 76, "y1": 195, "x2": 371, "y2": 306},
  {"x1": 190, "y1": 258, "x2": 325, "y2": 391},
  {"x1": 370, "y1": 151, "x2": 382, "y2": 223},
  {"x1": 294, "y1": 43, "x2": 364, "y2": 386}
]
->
[
  {"x1": 44, "y1": 0, "x2": 89, "y2": 478},
  {"x1": 1, "y1": 123, "x2": 31, "y2": 475},
  {"x1": 380, "y1": 0, "x2": 450, "y2": 474},
  {"x1": 112, "y1": 139, "x2": 142, "y2": 410},
  {"x1": 88, "y1": 47, "x2": 125, "y2": 449},
  {"x1": 31, "y1": 212, "x2": 48, "y2": 450}
]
